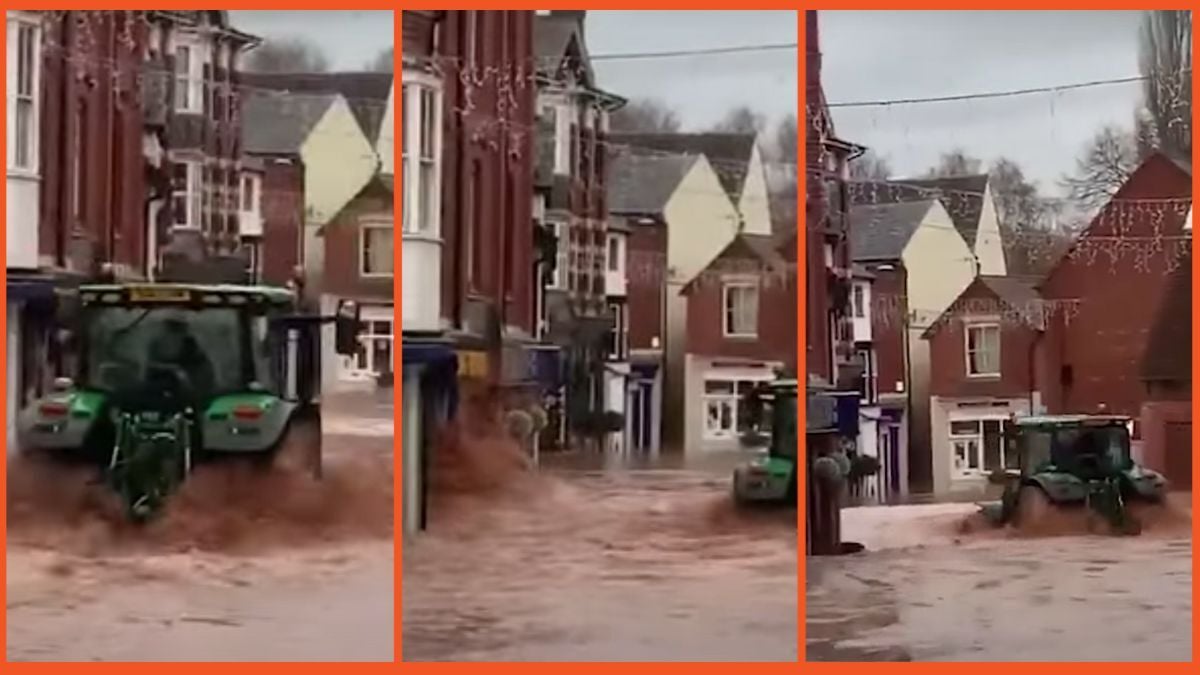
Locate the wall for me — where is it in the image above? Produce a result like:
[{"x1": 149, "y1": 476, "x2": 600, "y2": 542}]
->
[
  {"x1": 682, "y1": 354, "x2": 781, "y2": 452},
  {"x1": 605, "y1": 231, "x2": 627, "y2": 297},
  {"x1": 1139, "y1": 394, "x2": 1190, "y2": 487},
  {"x1": 927, "y1": 290, "x2": 1039, "y2": 400},
  {"x1": 39, "y1": 11, "x2": 146, "y2": 275},
  {"x1": 929, "y1": 396, "x2": 1031, "y2": 498},
  {"x1": 259, "y1": 158, "x2": 304, "y2": 286},
  {"x1": 438, "y1": 10, "x2": 537, "y2": 342},
  {"x1": 321, "y1": 180, "x2": 393, "y2": 303},
  {"x1": 737, "y1": 143, "x2": 773, "y2": 236},
  {"x1": 974, "y1": 185, "x2": 1007, "y2": 276},
  {"x1": 900, "y1": 201, "x2": 976, "y2": 330},
  {"x1": 684, "y1": 260, "x2": 794, "y2": 366},
  {"x1": 663, "y1": 156, "x2": 740, "y2": 286},
  {"x1": 867, "y1": 265, "x2": 907, "y2": 397},
  {"x1": 1038, "y1": 154, "x2": 1190, "y2": 420},
  {"x1": 850, "y1": 278, "x2": 872, "y2": 342},
  {"x1": 627, "y1": 221, "x2": 667, "y2": 351},
  {"x1": 377, "y1": 84, "x2": 394, "y2": 177}
]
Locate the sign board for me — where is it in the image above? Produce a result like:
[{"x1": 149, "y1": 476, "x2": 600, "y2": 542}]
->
[
  {"x1": 128, "y1": 286, "x2": 192, "y2": 303},
  {"x1": 457, "y1": 350, "x2": 489, "y2": 380}
]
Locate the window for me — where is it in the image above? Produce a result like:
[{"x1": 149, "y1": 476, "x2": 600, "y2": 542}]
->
[
  {"x1": 73, "y1": 102, "x2": 87, "y2": 222},
  {"x1": 401, "y1": 79, "x2": 442, "y2": 234},
  {"x1": 352, "y1": 314, "x2": 394, "y2": 377},
  {"x1": 608, "y1": 235, "x2": 621, "y2": 272},
  {"x1": 965, "y1": 323, "x2": 1001, "y2": 377},
  {"x1": 361, "y1": 221, "x2": 394, "y2": 276},
  {"x1": 723, "y1": 282, "x2": 759, "y2": 338},
  {"x1": 173, "y1": 41, "x2": 203, "y2": 113},
  {"x1": 547, "y1": 220, "x2": 568, "y2": 290},
  {"x1": 171, "y1": 161, "x2": 203, "y2": 229},
  {"x1": 852, "y1": 283, "x2": 865, "y2": 318},
  {"x1": 10, "y1": 19, "x2": 38, "y2": 170},
  {"x1": 240, "y1": 174, "x2": 257, "y2": 212},
  {"x1": 703, "y1": 378, "x2": 770, "y2": 440},
  {"x1": 950, "y1": 418, "x2": 1015, "y2": 478}
]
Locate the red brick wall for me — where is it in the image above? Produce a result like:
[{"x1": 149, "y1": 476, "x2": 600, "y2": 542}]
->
[
  {"x1": 626, "y1": 222, "x2": 666, "y2": 351},
  {"x1": 1139, "y1": 400, "x2": 1190, "y2": 487},
  {"x1": 40, "y1": 12, "x2": 146, "y2": 274},
  {"x1": 258, "y1": 159, "x2": 304, "y2": 287},
  {"x1": 927, "y1": 286, "x2": 1039, "y2": 399},
  {"x1": 321, "y1": 181, "x2": 393, "y2": 303},
  {"x1": 1039, "y1": 154, "x2": 1190, "y2": 419},
  {"x1": 684, "y1": 254, "x2": 794, "y2": 367},
  {"x1": 868, "y1": 266, "x2": 907, "y2": 396},
  {"x1": 437, "y1": 10, "x2": 536, "y2": 335}
]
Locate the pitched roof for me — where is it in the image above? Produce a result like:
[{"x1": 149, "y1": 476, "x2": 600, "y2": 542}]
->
[
  {"x1": 533, "y1": 13, "x2": 594, "y2": 85},
  {"x1": 849, "y1": 200, "x2": 935, "y2": 261},
  {"x1": 1141, "y1": 251, "x2": 1191, "y2": 382},
  {"x1": 853, "y1": 174, "x2": 989, "y2": 247},
  {"x1": 681, "y1": 232, "x2": 788, "y2": 295},
  {"x1": 608, "y1": 132, "x2": 756, "y2": 202},
  {"x1": 241, "y1": 91, "x2": 338, "y2": 155},
  {"x1": 241, "y1": 71, "x2": 392, "y2": 144},
  {"x1": 923, "y1": 275, "x2": 1046, "y2": 338},
  {"x1": 607, "y1": 152, "x2": 697, "y2": 215}
]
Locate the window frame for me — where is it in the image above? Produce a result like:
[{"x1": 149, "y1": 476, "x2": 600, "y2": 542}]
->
[
  {"x1": 172, "y1": 36, "x2": 205, "y2": 114},
  {"x1": 8, "y1": 15, "x2": 40, "y2": 173},
  {"x1": 722, "y1": 280, "x2": 760, "y2": 339},
  {"x1": 171, "y1": 159, "x2": 203, "y2": 230},
  {"x1": 965, "y1": 322, "x2": 1002, "y2": 378},
  {"x1": 400, "y1": 73, "x2": 443, "y2": 237},
  {"x1": 360, "y1": 218, "x2": 395, "y2": 278},
  {"x1": 950, "y1": 416, "x2": 1012, "y2": 478}
]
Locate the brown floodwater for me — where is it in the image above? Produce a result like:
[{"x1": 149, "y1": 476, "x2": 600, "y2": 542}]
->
[
  {"x1": 807, "y1": 499, "x2": 1193, "y2": 662},
  {"x1": 7, "y1": 393, "x2": 395, "y2": 662},
  {"x1": 402, "y1": 427, "x2": 798, "y2": 662}
]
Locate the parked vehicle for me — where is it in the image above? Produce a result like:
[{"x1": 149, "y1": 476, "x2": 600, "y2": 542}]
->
[{"x1": 732, "y1": 378, "x2": 798, "y2": 506}]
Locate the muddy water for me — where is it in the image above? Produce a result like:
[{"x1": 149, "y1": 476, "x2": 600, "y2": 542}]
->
[
  {"x1": 402, "y1": 446, "x2": 798, "y2": 662},
  {"x1": 807, "y1": 499, "x2": 1193, "y2": 662},
  {"x1": 7, "y1": 395, "x2": 395, "y2": 662}
]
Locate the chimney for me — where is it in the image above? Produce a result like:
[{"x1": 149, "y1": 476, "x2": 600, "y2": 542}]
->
[{"x1": 550, "y1": 10, "x2": 586, "y2": 24}]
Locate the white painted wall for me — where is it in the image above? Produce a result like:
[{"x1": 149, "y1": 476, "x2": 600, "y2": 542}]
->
[
  {"x1": 377, "y1": 81, "x2": 395, "y2": 177},
  {"x1": 402, "y1": 236, "x2": 441, "y2": 333},
  {"x1": 300, "y1": 95, "x2": 377, "y2": 281},
  {"x1": 682, "y1": 355, "x2": 781, "y2": 453},
  {"x1": 6, "y1": 11, "x2": 40, "y2": 270},
  {"x1": 663, "y1": 156, "x2": 741, "y2": 286},
  {"x1": 851, "y1": 278, "x2": 872, "y2": 342},
  {"x1": 604, "y1": 230, "x2": 627, "y2": 297},
  {"x1": 737, "y1": 141, "x2": 773, "y2": 236},
  {"x1": 929, "y1": 396, "x2": 1035, "y2": 498},
  {"x1": 974, "y1": 184, "x2": 1007, "y2": 276},
  {"x1": 901, "y1": 201, "x2": 976, "y2": 330}
]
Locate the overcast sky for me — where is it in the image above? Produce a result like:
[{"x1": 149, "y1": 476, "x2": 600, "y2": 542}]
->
[
  {"x1": 586, "y1": 11, "x2": 798, "y2": 134},
  {"x1": 819, "y1": 10, "x2": 1147, "y2": 195},
  {"x1": 229, "y1": 10, "x2": 393, "y2": 71}
]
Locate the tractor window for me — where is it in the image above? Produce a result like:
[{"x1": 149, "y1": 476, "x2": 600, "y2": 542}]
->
[
  {"x1": 85, "y1": 307, "x2": 244, "y2": 399},
  {"x1": 1020, "y1": 429, "x2": 1053, "y2": 470},
  {"x1": 250, "y1": 315, "x2": 278, "y2": 393}
]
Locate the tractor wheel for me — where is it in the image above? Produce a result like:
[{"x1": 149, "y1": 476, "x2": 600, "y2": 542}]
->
[
  {"x1": 1014, "y1": 485, "x2": 1053, "y2": 534},
  {"x1": 271, "y1": 412, "x2": 323, "y2": 479}
]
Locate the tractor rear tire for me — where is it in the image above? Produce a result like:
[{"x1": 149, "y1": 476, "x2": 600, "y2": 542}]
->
[{"x1": 1014, "y1": 485, "x2": 1053, "y2": 534}]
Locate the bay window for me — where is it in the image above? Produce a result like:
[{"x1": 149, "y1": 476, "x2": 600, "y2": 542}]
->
[
  {"x1": 401, "y1": 75, "x2": 442, "y2": 236},
  {"x1": 8, "y1": 15, "x2": 39, "y2": 171}
]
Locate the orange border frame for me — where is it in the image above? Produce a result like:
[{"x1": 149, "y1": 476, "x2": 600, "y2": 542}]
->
[{"x1": 0, "y1": 2, "x2": 1194, "y2": 669}]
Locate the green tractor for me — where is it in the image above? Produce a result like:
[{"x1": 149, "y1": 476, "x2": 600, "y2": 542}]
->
[
  {"x1": 980, "y1": 414, "x2": 1168, "y2": 535},
  {"x1": 732, "y1": 378, "x2": 798, "y2": 506},
  {"x1": 16, "y1": 280, "x2": 362, "y2": 523}
]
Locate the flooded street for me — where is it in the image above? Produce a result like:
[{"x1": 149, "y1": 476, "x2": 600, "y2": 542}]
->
[
  {"x1": 807, "y1": 499, "x2": 1193, "y2": 662},
  {"x1": 402, "y1": 450, "x2": 798, "y2": 662},
  {"x1": 7, "y1": 393, "x2": 395, "y2": 662}
]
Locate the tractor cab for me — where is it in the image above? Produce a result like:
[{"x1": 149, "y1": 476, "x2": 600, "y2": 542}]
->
[
  {"x1": 981, "y1": 414, "x2": 1168, "y2": 534},
  {"x1": 732, "y1": 378, "x2": 799, "y2": 506},
  {"x1": 17, "y1": 274, "x2": 363, "y2": 522}
]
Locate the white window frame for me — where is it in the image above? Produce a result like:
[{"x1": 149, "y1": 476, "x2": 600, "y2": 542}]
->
[
  {"x1": 7, "y1": 14, "x2": 40, "y2": 174},
  {"x1": 172, "y1": 35, "x2": 205, "y2": 114},
  {"x1": 240, "y1": 173, "x2": 260, "y2": 214},
  {"x1": 172, "y1": 159, "x2": 203, "y2": 230},
  {"x1": 360, "y1": 217, "x2": 394, "y2": 277},
  {"x1": 401, "y1": 72, "x2": 443, "y2": 237},
  {"x1": 607, "y1": 234, "x2": 622, "y2": 273},
  {"x1": 965, "y1": 322, "x2": 1001, "y2": 378},
  {"x1": 702, "y1": 376, "x2": 774, "y2": 441},
  {"x1": 722, "y1": 280, "x2": 759, "y2": 339},
  {"x1": 347, "y1": 307, "x2": 394, "y2": 379},
  {"x1": 553, "y1": 103, "x2": 571, "y2": 176},
  {"x1": 852, "y1": 282, "x2": 865, "y2": 318},
  {"x1": 546, "y1": 219, "x2": 568, "y2": 290},
  {"x1": 950, "y1": 416, "x2": 1012, "y2": 479}
]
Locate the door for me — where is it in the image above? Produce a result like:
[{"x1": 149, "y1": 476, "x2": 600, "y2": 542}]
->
[
  {"x1": 887, "y1": 425, "x2": 902, "y2": 496},
  {"x1": 1164, "y1": 422, "x2": 1192, "y2": 491}
]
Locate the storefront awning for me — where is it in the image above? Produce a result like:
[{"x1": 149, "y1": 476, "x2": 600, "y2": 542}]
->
[{"x1": 6, "y1": 275, "x2": 58, "y2": 303}]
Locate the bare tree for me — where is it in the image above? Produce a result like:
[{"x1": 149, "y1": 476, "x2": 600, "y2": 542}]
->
[
  {"x1": 924, "y1": 149, "x2": 982, "y2": 178},
  {"x1": 711, "y1": 105, "x2": 767, "y2": 135},
  {"x1": 245, "y1": 37, "x2": 331, "y2": 73},
  {"x1": 848, "y1": 149, "x2": 892, "y2": 180},
  {"x1": 1139, "y1": 10, "x2": 1192, "y2": 158},
  {"x1": 610, "y1": 98, "x2": 682, "y2": 134},
  {"x1": 1060, "y1": 126, "x2": 1141, "y2": 212},
  {"x1": 366, "y1": 47, "x2": 394, "y2": 73},
  {"x1": 772, "y1": 114, "x2": 798, "y2": 165}
]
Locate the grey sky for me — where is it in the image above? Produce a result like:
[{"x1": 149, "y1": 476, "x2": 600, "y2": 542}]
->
[
  {"x1": 819, "y1": 10, "x2": 1146, "y2": 195},
  {"x1": 586, "y1": 11, "x2": 798, "y2": 134},
  {"x1": 229, "y1": 10, "x2": 393, "y2": 71}
]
